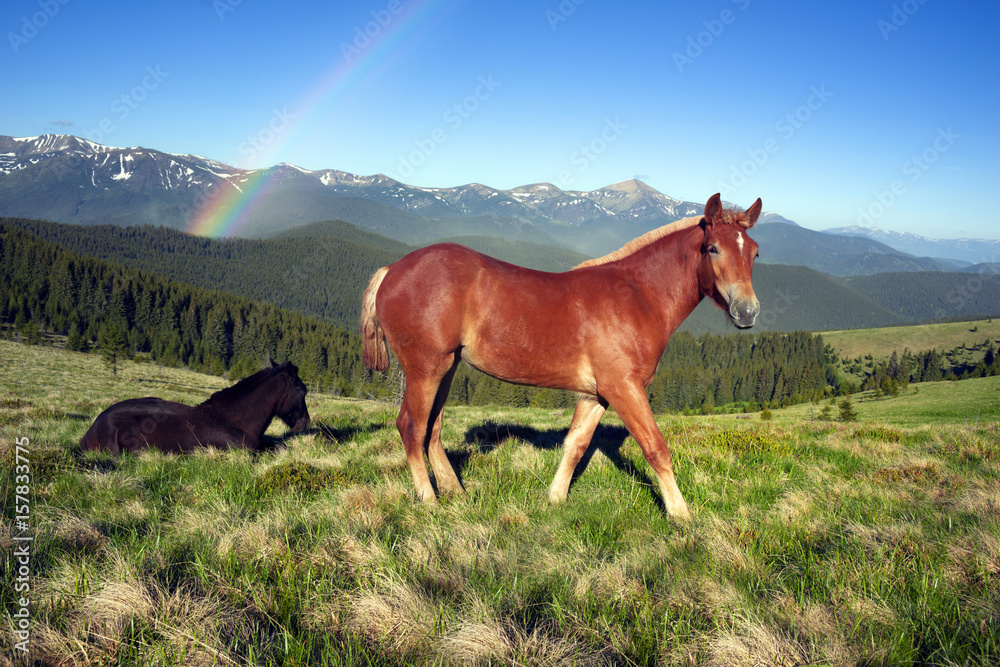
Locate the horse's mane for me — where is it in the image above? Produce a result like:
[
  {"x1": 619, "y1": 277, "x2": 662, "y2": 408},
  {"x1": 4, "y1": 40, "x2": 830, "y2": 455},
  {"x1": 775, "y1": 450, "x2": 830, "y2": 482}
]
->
[
  {"x1": 572, "y1": 215, "x2": 703, "y2": 269},
  {"x1": 204, "y1": 363, "x2": 292, "y2": 405}
]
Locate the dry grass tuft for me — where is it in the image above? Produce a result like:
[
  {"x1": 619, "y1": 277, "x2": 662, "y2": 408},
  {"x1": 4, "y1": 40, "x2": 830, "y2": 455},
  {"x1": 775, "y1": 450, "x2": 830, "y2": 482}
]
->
[
  {"x1": 950, "y1": 480, "x2": 1000, "y2": 516},
  {"x1": 441, "y1": 616, "x2": 605, "y2": 666},
  {"x1": 37, "y1": 573, "x2": 242, "y2": 666},
  {"x1": 707, "y1": 612, "x2": 808, "y2": 667},
  {"x1": 347, "y1": 576, "x2": 440, "y2": 655},
  {"x1": 572, "y1": 561, "x2": 645, "y2": 607},
  {"x1": 47, "y1": 510, "x2": 108, "y2": 552}
]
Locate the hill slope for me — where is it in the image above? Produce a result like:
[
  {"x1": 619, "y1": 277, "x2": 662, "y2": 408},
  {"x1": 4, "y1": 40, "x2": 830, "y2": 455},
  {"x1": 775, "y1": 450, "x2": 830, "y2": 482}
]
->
[
  {"x1": 7, "y1": 218, "x2": 998, "y2": 336},
  {"x1": 3, "y1": 217, "x2": 402, "y2": 329},
  {"x1": 751, "y1": 223, "x2": 957, "y2": 276},
  {"x1": 846, "y1": 271, "x2": 1000, "y2": 322}
]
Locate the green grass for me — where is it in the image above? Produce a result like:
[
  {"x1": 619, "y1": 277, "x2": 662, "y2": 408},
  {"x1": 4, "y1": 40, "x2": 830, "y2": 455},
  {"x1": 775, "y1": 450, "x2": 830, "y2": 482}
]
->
[
  {"x1": 775, "y1": 376, "x2": 1000, "y2": 427},
  {"x1": 822, "y1": 317, "x2": 1000, "y2": 362},
  {"x1": 2, "y1": 339, "x2": 999, "y2": 665}
]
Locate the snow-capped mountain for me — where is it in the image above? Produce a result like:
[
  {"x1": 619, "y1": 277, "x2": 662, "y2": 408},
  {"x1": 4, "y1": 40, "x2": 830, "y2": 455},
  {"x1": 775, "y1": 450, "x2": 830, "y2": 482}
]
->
[
  {"x1": 5, "y1": 134, "x2": 986, "y2": 275},
  {"x1": 0, "y1": 134, "x2": 717, "y2": 238},
  {"x1": 0, "y1": 134, "x2": 240, "y2": 190},
  {"x1": 825, "y1": 226, "x2": 1000, "y2": 265}
]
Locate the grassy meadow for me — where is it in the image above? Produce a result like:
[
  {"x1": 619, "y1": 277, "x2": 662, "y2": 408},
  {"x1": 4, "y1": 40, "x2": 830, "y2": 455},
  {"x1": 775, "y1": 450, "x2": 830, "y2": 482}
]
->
[
  {"x1": 822, "y1": 318, "x2": 1000, "y2": 362},
  {"x1": 2, "y1": 339, "x2": 999, "y2": 666}
]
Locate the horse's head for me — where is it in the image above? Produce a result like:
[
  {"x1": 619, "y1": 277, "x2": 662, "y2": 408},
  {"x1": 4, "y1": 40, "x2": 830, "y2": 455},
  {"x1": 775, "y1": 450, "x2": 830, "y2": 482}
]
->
[
  {"x1": 698, "y1": 193, "x2": 761, "y2": 329},
  {"x1": 274, "y1": 361, "x2": 311, "y2": 433}
]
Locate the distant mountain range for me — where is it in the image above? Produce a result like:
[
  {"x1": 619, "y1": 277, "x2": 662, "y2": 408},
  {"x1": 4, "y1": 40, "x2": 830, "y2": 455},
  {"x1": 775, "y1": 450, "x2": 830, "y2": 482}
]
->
[
  {"x1": 2, "y1": 134, "x2": 998, "y2": 275},
  {"x1": 0, "y1": 134, "x2": 704, "y2": 255},
  {"x1": 824, "y1": 225, "x2": 1000, "y2": 266}
]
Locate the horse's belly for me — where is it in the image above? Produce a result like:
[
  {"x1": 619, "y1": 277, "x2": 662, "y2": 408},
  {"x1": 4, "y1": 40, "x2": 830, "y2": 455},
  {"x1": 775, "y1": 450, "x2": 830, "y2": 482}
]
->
[{"x1": 461, "y1": 340, "x2": 597, "y2": 394}]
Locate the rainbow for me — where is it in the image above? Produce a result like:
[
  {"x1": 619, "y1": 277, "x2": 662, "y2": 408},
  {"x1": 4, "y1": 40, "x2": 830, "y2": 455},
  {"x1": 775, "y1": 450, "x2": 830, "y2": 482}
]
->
[{"x1": 187, "y1": 0, "x2": 449, "y2": 238}]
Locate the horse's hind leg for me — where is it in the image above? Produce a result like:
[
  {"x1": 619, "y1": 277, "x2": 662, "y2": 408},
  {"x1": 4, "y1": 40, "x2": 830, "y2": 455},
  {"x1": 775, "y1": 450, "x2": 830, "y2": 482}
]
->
[
  {"x1": 426, "y1": 358, "x2": 463, "y2": 494},
  {"x1": 547, "y1": 394, "x2": 606, "y2": 504},
  {"x1": 396, "y1": 354, "x2": 458, "y2": 502}
]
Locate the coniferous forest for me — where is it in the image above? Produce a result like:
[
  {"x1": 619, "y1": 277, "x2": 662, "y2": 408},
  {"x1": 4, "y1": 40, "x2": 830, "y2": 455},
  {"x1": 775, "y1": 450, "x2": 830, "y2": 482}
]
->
[{"x1": 5, "y1": 220, "x2": 994, "y2": 412}]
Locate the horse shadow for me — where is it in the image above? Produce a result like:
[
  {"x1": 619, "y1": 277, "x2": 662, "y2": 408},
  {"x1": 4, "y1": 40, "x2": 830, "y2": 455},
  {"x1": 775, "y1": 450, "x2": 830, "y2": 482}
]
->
[{"x1": 456, "y1": 420, "x2": 665, "y2": 511}]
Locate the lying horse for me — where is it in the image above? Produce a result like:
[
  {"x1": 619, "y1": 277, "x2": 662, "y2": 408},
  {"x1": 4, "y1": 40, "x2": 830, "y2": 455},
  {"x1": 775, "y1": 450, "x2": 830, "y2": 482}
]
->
[
  {"x1": 80, "y1": 361, "x2": 311, "y2": 454},
  {"x1": 361, "y1": 193, "x2": 761, "y2": 520}
]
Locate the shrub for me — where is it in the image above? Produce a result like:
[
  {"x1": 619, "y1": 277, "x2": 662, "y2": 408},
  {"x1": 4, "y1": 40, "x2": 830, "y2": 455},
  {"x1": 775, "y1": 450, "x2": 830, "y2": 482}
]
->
[
  {"x1": 839, "y1": 398, "x2": 858, "y2": 423},
  {"x1": 257, "y1": 461, "x2": 337, "y2": 495},
  {"x1": 854, "y1": 426, "x2": 903, "y2": 442}
]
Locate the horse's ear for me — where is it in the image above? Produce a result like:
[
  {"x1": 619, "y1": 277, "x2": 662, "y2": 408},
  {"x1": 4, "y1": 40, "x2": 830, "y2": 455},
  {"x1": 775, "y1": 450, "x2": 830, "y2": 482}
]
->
[
  {"x1": 270, "y1": 359, "x2": 278, "y2": 368},
  {"x1": 703, "y1": 193, "x2": 722, "y2": 227},
  {"x1": 741, "y1": 198, "x2": 762, "y2": 229}
]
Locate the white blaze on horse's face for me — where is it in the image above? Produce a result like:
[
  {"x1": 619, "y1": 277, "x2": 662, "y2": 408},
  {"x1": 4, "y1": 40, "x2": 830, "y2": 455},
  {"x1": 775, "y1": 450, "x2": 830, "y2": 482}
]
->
[{"x1": 701, "y1": 195, "x2": 762, "y2": 329}]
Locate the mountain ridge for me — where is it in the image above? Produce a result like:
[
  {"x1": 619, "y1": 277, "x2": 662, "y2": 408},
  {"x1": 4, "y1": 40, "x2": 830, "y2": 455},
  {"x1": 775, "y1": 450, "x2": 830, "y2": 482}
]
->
[{"x1": 3, "y1": 133, "x2": 995, "y2": 271}]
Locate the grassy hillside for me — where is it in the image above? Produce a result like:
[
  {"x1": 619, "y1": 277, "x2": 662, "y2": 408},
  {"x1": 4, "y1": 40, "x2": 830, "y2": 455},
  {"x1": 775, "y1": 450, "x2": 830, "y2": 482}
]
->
[
  {"x1": 823, "y1": 318, "x2": 1000, "y2": 361},
  {"x1": 2, "y1": 340, "x2": 997, "y2": 665},
  {"x1": 777, "y1": 374, "x2": 1000, "y2": 426}
]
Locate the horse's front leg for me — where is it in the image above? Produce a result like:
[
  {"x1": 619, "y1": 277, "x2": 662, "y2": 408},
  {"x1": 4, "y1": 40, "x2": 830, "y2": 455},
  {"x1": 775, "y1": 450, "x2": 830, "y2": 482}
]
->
[
  {"x1": 548, "y1": 394, "x2": 606, "y2": 504},
  {"x1": 601, "y1": 382, "x2": 691, "y2": 521}
]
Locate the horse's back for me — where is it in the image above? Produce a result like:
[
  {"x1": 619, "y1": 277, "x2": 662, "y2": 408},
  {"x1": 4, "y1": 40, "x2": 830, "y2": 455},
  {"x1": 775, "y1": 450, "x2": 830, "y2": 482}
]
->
[
  {"x1": 378, "y1": 242, "x2": 557, "y2": 332},
  {"x1": 377, "y1": 243, "x2": 601, "y2": 390},
  {"x1": 81, "y1": 397, "x2": 197, "y2": 454}
]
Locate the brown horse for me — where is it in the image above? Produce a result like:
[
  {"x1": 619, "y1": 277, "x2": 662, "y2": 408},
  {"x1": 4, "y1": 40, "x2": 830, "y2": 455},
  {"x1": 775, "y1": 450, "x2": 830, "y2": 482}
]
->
[
  {"x1": 361, "y1": 193, "x2": 761, "y2": 519},
  {"x1": 80, "y1": 361, "x2": 311, "y2": 454}
]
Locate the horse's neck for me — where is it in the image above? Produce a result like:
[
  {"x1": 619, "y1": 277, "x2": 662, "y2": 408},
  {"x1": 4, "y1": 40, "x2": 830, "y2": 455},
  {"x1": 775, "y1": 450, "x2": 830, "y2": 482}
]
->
[
  {"x1": 204, "y1": 379, "x2": 280, "y2": 438},
  {"x1": 616, "y1": 225, "x2": 705, "y2": 332}
]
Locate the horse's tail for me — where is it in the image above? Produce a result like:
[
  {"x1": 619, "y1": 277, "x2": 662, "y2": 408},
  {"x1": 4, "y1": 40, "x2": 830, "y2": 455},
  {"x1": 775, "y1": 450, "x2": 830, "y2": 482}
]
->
[{"x1": 361, "y1": 266, "x2": 391, "y2": 371}]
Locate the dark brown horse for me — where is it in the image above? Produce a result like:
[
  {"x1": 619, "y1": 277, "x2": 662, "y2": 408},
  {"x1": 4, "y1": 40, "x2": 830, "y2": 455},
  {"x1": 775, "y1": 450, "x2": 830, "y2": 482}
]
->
[
  {"x1": 80, "y1": 361, "x2": 311, "y2": 454},
  {"x1": 361, "y1": 193, "x2": 761, "y2": 519}
]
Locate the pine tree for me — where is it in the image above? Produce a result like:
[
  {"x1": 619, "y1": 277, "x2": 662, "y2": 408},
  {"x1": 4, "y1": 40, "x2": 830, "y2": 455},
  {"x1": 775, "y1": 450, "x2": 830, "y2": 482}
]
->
[
  {"x1": 66, "y1": 323, "x2": 84, "y2": 352},
  {"x1": 98, "y1": 322, "x2": 128, "y2": 377},
  {"x1": 838, "y1": 397, "x2": 858, "y2": 422}
]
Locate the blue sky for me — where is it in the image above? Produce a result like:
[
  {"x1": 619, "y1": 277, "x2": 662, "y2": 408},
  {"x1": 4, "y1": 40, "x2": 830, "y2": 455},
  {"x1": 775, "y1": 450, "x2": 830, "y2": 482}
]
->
[{"x1": 2, "y1": 0, "x2": 998, "y2": 238}]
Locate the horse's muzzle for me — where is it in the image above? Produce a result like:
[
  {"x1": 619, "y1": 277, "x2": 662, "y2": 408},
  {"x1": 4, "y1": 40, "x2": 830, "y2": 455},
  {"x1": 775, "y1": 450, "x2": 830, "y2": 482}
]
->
[
  {"x1": 291, "y1": 413, "x2": 311, "y2": 433},
  {"x1": 729, "y1": 298, "x2": 760, "y2": 329}
]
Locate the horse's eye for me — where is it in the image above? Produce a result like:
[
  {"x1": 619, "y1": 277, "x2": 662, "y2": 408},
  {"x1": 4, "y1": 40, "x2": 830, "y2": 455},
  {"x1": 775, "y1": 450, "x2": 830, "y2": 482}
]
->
[{"x1": 707, "y1": 245, "x2": 720, "y2": 255}]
